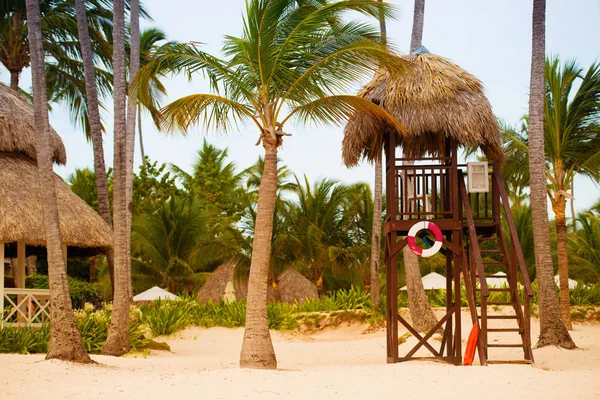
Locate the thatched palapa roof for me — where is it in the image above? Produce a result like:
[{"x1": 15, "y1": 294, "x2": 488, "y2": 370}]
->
[
  {"x1": 278, "y1": 268, "x2": 318, "y2": 304},
  {"x1": 343, "y1": 50, "x2": 503, "y2": 166},
  {"x1": 0, "y1": 83, "x2": 66, "y2": 164},
  {"x1": 0, "y1": 153, "x2": 113, "y2": 248}
]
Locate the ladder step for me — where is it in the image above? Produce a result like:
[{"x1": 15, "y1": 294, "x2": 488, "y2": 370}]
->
[
  {"x1": 476, "y1": 288, "x2": 511, "y2": 292},
  {"x1": 487, "y1": 328, "x2": 521, "y2": 332},
  {"x1": 486, "y1": 302, "x2": 515, "y2": 306},
  {"x1": 487, "y1": 360, "x2": 533, "y2": 365},
  {"x1": 488, "y1": 343, "x2": 525, "y2": 348},
  {"x1": 480, "y1": 249, "x2": 502, "y2": 254},
  {"x1": 482, "y1": 262, "x2": 505, "y2": 266},
  {"x1": 478, "y1": 315, "x2": 518, "y2": 319},
  {"x1": 478, "y1": 237, "x2": 499, "y2": 242}
]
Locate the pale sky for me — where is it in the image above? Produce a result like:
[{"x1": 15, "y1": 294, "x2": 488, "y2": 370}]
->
[{"x1": 8, "y1": 0, "x2": 600, "y2": 212}]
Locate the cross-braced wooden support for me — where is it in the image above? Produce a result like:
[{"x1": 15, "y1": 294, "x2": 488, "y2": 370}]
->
[{"x1": 383, "y1": 134, "x2": 533, "y2": 365}]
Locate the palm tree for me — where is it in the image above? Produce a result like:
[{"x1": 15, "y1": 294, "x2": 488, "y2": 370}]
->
[
  {"x1": 285, "y1": 177, "x2": 356, "y2": 295},
  {"x1": 527, "y1": 0, "x2": 575, "y2": 348},
  {"x1": 24, "y1": 0, "x2": 91, "y2": 363},
  {"x1": 1, "y1": 0, "x2": 113, "y2": 90},
  {"x1": 131, "y1": 198, "x2": 239, "y2": 294},
  {"x1": 102, "y1": 0, "x2": 130, "y2": 356},
  {"x1": 570, "y1": 211, "x2": 600, "y2": 283},
  {"x1": 133, "y1": 0, "x2": 407, "y2": 369},
  {"x1": 502, "y1": 58, "x2": 600, "y2": 329},
  {"x1": 73, "y1": 0, "x2": 112, "y2": 226},
  {"x1": 544, "y1": 57, "x2": 600, "y2": 329}
]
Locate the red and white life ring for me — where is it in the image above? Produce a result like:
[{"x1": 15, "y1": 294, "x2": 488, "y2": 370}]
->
[{"x1": 407, "y1": 221, "x2": 443, "y2": 258}]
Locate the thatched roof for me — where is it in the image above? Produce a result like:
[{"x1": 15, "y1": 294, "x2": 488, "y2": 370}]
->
[
  {"x1": 342, "y1": 51, "x2": 504, "y2": 166},
  {"x1": 198, "y1": 260, "x2": 276, "y2": 303},
  {"x1": 0, "y1": 153, "x2": 112, "y2": 248},
  {"x1": 277, "y1": 268, "x2": 318, "y2": 304},
  {"x1": 0, "y1": 83, "x2": 66, "y2": 165},
  {"x1": 198, "y1": 261, "x2": 247, "y2": 302}
]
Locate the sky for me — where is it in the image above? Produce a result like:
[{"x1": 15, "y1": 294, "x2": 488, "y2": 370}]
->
[{"x1": 7, "y1": 0, "x2": 600, "y2": 212}]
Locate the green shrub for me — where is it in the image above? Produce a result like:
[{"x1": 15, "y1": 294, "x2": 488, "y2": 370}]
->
[
  {"x1": 0, "y1": 324, "x2": 49, "y2": 354},
  {"x1": 26, "y1": 274, "x2": 103, "y2": 309}
]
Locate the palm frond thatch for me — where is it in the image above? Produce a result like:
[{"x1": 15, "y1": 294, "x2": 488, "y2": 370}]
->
[
  {"x1": 0, "y1": 153, "x2": 112, "y2": 249},
  {"x1": 342, "y1": 52, "x2": 504, "y2": 166},
  {"x1": 0, "y1": 83, "x2": 66, "y2": 164}
]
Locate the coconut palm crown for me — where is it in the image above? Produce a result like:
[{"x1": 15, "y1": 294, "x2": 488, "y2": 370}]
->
[{"x1": 132, "y1": 0, "x2": 409, "y2": 370}]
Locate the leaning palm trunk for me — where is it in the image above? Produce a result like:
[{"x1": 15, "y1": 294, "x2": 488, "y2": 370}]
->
[
  {"x1": 74, "y1": 0, "x2": 115, "y2": 294},
  {"x1": 552, "y1": 196, "x2": 572, "y2": 330},
  {"x1": 369, "y1": 154, "x2": 382, "y2": 308},
  {"x1": 124, "y1": 0, "x2": 140, "y2": 300},
  {"x1": 102, "y1": 0, "x2": 130, "y2": 356},
  {"x1": 240, "y1": 137, "x2": 279, "y2": 369},
  {"x1": 528, "y1": 0, "x2": 575, "y2": 349},
  {"x1": 25, "y1": 0, "x2": 91, "y2": 363},
  {"x1": 402, "y1": 0, "x2": 438, "y2": 333}
]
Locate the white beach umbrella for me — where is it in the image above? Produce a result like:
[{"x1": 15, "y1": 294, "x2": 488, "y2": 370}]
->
[
  {"x1": 554, "y1": 275, "x2": 578, "y2": 290},
  {"x1": 133, "y1": 286, "x2": 179, "y2": 302},
  {"x1": 486, "y1": 272, "x2": 509, "y2": 288},
  {"x1": 400, "y1": 272, "x2": 447, "y2": 291}
]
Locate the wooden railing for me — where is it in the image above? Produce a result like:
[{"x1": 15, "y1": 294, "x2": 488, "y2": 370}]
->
[
  {"x1": 492, "y1": 167, "x2": 534, "y2": 361},
  {"x1": 390, "y1": 159, "x2": 455, "y2": 221},
  {"x1": 2, "y1": 288, "x2": 50, "y2": 327}
]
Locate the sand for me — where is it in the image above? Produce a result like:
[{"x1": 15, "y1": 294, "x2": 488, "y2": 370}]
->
[{"x1": 1, "y1": 310, "x2": 599, "y2": 400}]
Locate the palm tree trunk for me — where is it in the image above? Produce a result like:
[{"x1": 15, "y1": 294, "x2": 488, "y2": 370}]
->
[
  {"x1": 24, "y1": 0, "x2": 91, "y2": 363},
  {"x1": 369, "y1": 155, "x2": 382, "y2": 308},
  {"x1": 403, "y1": 0, "x2": 438, "y2": 333},
  {"x1": 138, "y1": 106, "x2": 146, "y2": 170},
  {"x1": 74, "y1": 0, "x2": 115, "y2": 295},
  {"x1": 410, "y1": 0, "x2": 425, "y2": 52},
  {"x1": 102, "y1": 0, "x2": 130, "y2": 356},
  {"x1": 528, "y1": 0, "x2": 575, "y2": 349},
  {"x1": 240, "y1": 138, "x2": 278, "y2": 370},
  {"x1": 124, "y1": 0, "x2": 140, "y2": 301},
  {"x1": 552, "y1": 197, "x2": 573, "y2": 330},
  {"x1": 10, "y1": 70, "x2": 20, "y2": 91},
  {"x1": 369, "y1": 0, "x2": 386, "y2": 309}
]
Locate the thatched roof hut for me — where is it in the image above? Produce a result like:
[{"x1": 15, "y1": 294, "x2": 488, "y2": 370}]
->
[
  {"x1": 0, "y1": 83, "x2": 66, "y2": 165},
  {"x1": 0, "y1": 83, "x2": 112, "y2": 255},
  {"x1": 342, "y1": 50, "x2": 503, "y2": 166},
  {"x1": 277, "y1": 268, "x2": 318, "y2": 304},
  {"x1": 0, "y1": 153, "x2": 113, "y2": 251},
  {"x1": 198, "y1": 260, "x2": 276, "y2": 303}
]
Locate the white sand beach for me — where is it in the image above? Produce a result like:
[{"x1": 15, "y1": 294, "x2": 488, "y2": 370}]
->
[{"x1": 1, "y1": 310, "x2": 599, "y2": 400}]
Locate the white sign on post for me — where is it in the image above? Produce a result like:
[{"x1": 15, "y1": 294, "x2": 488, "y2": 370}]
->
[{"x1": 467, "y1": 161, "x2": 489, "y2": 193}]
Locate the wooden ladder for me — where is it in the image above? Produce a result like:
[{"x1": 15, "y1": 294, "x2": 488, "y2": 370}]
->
[{"x1": 458, "y1": 169, "x2": 534, "y2": 366}]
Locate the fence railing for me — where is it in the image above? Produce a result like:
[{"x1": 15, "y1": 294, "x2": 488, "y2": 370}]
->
[{"x1": 2, "y1": 288, "x2": 50, "y2": 328}]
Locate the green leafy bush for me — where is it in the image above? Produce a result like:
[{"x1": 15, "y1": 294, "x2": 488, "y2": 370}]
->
[{"x1": 26, "y1": 274, "x2": 103, "y2": 309}]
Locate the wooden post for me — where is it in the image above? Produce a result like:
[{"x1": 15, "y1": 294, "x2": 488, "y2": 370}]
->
[
  {"x1": 16, "y1": 242, "x2": 26, "y2": 323},
  {"x1": 16, "y1": 242, "x2": 26, "y2": 288},
  {"x1": 62, "y1": 245, "x2": 68, "y2": 263},
  {"x1": 0, "y1": 242, "x2": 4, "y2": 328}
]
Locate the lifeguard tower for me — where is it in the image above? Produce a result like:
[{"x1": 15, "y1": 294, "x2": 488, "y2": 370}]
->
[{"x1": 343, "y1": 49, "x2": 534, "y2": 365}]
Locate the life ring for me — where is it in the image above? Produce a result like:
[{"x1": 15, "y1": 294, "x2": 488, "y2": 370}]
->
[
  {"x1": 407, "y1": 221, "x2": 443, "y2": 257},
  {"x1": 464, "y1": 324, "x2": 480, "y2": 366}
]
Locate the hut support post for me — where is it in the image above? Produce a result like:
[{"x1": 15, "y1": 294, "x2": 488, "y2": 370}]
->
[
  {"x1": 62, "y1": 245, "x2": 67, "y2": 264},
  {"x1": 16, "y1": 242, "x2": 26, "y2": 323},
  {"x1": 0, "y1": 242, "x2": 4, "y2": 328}
]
